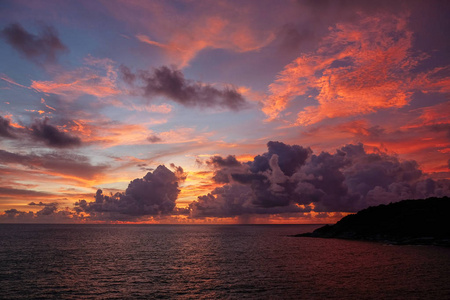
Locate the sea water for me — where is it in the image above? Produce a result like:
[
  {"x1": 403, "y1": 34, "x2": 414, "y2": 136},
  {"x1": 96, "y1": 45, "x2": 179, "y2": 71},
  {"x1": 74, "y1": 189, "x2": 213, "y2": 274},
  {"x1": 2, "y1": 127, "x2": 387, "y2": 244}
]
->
[{"x1": 0, "y1": 224, "x2": 449, "y2": 299}]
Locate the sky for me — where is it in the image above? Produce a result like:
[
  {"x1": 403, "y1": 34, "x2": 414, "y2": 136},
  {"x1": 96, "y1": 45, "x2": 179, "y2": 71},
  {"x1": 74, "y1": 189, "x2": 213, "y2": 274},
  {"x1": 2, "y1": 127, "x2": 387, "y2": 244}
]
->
[{"x1": 0, "y1": 0, "x2": 449, "y2": 223}]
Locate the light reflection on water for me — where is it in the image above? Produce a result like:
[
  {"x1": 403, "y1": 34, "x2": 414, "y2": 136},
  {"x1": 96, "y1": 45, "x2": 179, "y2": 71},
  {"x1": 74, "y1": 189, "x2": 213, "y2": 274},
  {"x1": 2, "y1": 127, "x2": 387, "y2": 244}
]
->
[{"x1": 0, "y1": 224, "x2": 449, "y2": 299}]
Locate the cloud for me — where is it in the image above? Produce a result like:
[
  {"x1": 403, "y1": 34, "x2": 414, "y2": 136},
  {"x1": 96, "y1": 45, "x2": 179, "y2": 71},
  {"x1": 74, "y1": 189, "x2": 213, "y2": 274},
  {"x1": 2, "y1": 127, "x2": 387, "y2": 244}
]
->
[
  {"x1": 27, "y1": 201, "x2": 59, "y2": 216},
  {"x1": 1, "y1": 23, "x2": 67, "y2": 65},
  {"x1": 75, "y1": 165, "x2": 185, "y2": 220},
  {"x1": 0, "y1": 149, "x2": 107, "y2": 181},
  {"x1": 0, "y1": 209, "x2": 34, "y2": 222},
  {"x1": 69, "y1": 118, "x2": 206, "y2": 148},
  {"x1": 263, "y1": 13, "x2": 449, "y2": 125},
  {"x1": 190, "y1": 141, "x2": 450, "y2": 217},
  {"x1": 28, "y1": 201, "x2": 58, "y2": 206},
  {"x1": 31, "y1": 56, "x2": 120, "y2": 99},
  {"x1": 206, "y1": 155, "x2": 242, "y2": 168},
  {"x1": 121, "y1": 65, "x2": 248, "y2": 111},
  {"x1": 147, "y1": 135, "x2": 162, "y2": 143},
  {"x1": 0, "y1": 116, "x2": 16, "y2": 138},
  {"x1": 0, "y1": 187, "x2": 54, "y2": 198},
  {"x1": 31, "y1": 118, "x2": 81, "y2": 148},
  {"x1": 0, "y1": 206, "x2": 79, "y2": 223},
  {"x1": 103, "y1": 1, "x2": 277, "y2": 67},
  {"x1": 190, "y1": 141, "x2": 313, "y2": 217}
]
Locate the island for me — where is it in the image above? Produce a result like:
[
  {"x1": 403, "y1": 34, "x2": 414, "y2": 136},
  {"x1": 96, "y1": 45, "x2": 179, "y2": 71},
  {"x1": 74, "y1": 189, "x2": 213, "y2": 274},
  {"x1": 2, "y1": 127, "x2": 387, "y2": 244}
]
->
[{"x1": 296, "y1": 197, "x2": 450, "y2": 246}]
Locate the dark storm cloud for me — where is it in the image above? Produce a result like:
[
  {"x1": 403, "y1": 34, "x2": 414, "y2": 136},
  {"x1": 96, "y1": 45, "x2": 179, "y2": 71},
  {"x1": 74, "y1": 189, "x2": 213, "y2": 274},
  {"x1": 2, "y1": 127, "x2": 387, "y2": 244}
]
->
[
  {"x1": 254, "y1": 141, "x2": 311, "y2": 176},
  {"x1": 190, "y1": 142, "x2": 313, "y2": 217},
  {"x1": 190, "y1": 142, "x2": 450, "y2": 218},
  {"x1": 75, "y1": 165, "x2": 183, "y2": 220},
  {"x1": 0, "y1": 149, "x2": 107, "y2": 180},
  {"x1": 0, "y1": 116, "x2": 16, "y2": 138},
  {"x1": 31, "y1": 118, "x2": 81, "y2": 148},
  {"x1": 1, "y1": 23, "x2": 67, "y2": 65},
  {"x1": 120, "y1": 65, "x2": 248, "y2": 110},
  {"x1": 206, "y1": 155, "x2": 243, "y2": 183},
  {"x1": 189, "y1": 183, "x2": 309, "y2": 218}
]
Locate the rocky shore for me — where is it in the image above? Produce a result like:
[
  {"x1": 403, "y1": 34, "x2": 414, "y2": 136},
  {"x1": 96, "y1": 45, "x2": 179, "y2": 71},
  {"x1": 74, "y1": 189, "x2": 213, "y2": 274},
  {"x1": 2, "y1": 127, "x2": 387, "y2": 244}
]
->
[{"x1": 296, "y1": 197, "x2": 450, "y2": 246}]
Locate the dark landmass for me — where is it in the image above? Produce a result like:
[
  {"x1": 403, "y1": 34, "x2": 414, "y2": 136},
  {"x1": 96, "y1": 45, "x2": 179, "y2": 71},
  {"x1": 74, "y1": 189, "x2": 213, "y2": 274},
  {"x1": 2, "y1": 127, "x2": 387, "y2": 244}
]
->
[{"x1": 296, "y1": 197, "x2": 450, "y2": 246}]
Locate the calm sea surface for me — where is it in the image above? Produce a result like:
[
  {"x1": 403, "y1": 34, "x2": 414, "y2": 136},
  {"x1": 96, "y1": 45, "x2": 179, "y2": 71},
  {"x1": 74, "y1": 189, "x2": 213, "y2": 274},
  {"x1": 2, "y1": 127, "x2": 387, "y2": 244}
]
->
[{"x1": 0, "y1": 224, "x2": 449, "y2": 299}]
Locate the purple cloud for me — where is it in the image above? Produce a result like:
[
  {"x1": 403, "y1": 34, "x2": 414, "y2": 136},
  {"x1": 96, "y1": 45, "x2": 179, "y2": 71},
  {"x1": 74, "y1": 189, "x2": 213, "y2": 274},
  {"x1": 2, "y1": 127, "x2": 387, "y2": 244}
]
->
[
  {"x1": 75, "y1": 165, "x2": 185, "y2": 220},
  {"x1": 31, "y1": 118, "x2": 81, "y2": 148},
  {"x1": 120, "y1": 65, "x2": 248, "y2": 111},
  {"x1": 1, "y1": 23, "x2": 67, "y2": 65},
  {"x1": 190, "y1": 142, "x2": 450, "y2": 218}
]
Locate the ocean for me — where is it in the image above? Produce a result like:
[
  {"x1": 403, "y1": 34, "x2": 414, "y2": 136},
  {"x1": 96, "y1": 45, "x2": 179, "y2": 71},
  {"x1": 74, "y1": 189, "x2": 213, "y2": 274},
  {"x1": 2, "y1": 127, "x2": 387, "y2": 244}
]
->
[{"x1": 0, "y1": 224, "x2": 449, "y2": 299}]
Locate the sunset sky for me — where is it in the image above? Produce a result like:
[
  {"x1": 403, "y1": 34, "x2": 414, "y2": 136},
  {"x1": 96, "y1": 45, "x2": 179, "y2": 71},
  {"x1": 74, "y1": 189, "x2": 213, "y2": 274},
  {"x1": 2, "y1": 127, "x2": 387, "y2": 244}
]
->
[{"x1": 0, "y1": 0, "x2": 449, "y2": 223}]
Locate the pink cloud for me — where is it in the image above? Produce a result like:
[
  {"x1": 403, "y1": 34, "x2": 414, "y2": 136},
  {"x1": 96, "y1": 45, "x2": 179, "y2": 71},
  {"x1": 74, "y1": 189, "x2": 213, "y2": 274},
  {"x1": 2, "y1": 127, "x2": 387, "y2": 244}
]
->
[
  {"x1": 31, "y1": 56, "x2": 120, "y2": 99},
  {"x1": 104, "y1": 1, "x2": 276, "y2": 68}
]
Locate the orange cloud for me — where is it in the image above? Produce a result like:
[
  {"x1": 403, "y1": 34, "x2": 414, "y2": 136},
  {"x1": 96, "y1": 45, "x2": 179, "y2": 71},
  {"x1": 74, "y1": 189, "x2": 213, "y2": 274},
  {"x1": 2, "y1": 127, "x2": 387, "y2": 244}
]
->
[
  {"x1": 70, "y1": 119, "x2": 152, "y2": 147},
  {"x1": 2, "y1": 114, "x2": 25, "y2": 129},
  {"x1": 70, "y1": 118, "x2": 209, "y2": 148},
  {"x1": 263, "y1": 14, "x2": 449, "y2": 125},
  {"x1": 41, "y1": 98, "x2": 57, "y2": 111},
  {"x1": 31, "y1": 57, "x2": 120, "y2": 99}
]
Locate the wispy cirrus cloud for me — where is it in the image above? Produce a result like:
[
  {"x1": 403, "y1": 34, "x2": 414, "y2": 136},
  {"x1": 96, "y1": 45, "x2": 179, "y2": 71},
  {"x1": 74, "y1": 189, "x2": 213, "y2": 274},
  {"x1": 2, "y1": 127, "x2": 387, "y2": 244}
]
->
[
  {"x1": 103, "y1": 1, "x2": 276, "y2": 68},
  {"x1": 31, "y1": 56, "x2": 120, "y2": 99}
]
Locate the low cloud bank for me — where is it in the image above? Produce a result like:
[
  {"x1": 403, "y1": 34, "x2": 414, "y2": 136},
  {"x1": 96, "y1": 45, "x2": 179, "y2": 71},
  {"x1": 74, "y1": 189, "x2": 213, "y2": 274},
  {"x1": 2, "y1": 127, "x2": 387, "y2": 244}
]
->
[
  {"x1": 2, "y1": 142, "x2": 449, "y2": 222},
  {"x1": 190, "y1": 142, "x2": 450, "y2": 217}
]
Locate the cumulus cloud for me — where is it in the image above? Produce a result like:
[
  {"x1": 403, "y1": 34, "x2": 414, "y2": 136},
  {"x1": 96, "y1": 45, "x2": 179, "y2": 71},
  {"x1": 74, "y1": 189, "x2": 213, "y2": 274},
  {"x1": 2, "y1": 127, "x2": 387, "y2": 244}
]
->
[
  {"x1": 190, "y1": 141, "x2": 450, "y2": 218},
  {"x1": 75, "y1": 165, "x2": 185, "y2": 220},
  {"x1": 0, "y1": 206, "x2": 79, "y2": 223},
  {"x1": 120, "y1": 65, "x2": 248, "y2": 111},
  {"x1": 1, "y1": 23, "x2": 67, "y2": 65},
  {"x1": 31, "y1": 118, "x2": 81, "y2": 148},
  {"x1": 29, "y1": 201, "x2": 59, "y2": 216},
  {"x1": 190, "y1": 142, "x2": 312, "y2": 217}
]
